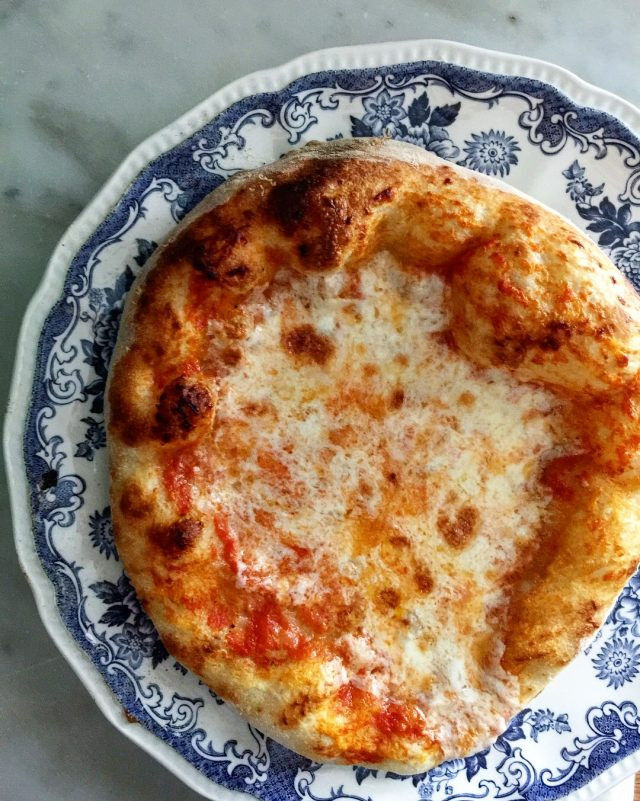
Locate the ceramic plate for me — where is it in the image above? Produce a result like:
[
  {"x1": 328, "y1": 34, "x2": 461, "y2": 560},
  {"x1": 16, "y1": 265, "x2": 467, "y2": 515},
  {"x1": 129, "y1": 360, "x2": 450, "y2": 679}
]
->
[{"x1": 7, "y1": 40, "x2": 640, "y2": 801}]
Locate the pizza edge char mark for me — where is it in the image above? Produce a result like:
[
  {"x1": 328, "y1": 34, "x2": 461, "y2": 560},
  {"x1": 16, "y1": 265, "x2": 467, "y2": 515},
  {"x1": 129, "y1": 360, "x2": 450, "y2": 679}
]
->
[{"x1": 106, "y1": 138, "x2": 640, "y2": 773}]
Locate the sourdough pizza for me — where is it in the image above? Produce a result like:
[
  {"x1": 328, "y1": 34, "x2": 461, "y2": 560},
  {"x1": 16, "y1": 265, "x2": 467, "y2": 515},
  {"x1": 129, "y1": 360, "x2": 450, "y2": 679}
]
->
[{"x1": 106, "y1": 138, "x2": 640, "y2": 773}]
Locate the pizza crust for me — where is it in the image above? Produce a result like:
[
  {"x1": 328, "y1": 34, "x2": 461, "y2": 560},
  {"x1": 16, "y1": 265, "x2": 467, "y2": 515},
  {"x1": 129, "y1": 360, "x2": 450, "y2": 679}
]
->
[{"x1": 107, "y1": 138, "x2": 640, "y2": 773}]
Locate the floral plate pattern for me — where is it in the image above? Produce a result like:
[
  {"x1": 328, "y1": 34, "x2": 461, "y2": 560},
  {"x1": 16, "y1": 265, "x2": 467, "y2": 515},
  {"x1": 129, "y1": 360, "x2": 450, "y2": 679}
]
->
[{"x1": 6, "y1": 40, "x2": 640, "y2": 801}]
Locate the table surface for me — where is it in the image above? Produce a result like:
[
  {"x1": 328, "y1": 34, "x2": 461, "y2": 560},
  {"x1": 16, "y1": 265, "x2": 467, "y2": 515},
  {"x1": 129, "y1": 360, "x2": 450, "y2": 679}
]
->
[{"x1": 2, "y1": 2, "x2": 640, "y2": 800}]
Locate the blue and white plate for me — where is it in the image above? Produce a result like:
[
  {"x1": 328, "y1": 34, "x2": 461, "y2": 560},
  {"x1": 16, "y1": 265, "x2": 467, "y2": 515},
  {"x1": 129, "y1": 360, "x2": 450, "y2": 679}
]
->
[{"x1": 6, "y1": 40, "x2": 640, "y2": 801}]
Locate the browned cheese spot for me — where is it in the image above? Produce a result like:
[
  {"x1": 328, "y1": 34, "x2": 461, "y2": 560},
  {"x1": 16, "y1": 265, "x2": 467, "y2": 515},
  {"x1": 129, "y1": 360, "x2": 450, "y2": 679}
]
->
[
  {"x1": 437, "y1": 505, "x2": 479, "y2": 549},
  {"x1": 282, "y1": 324, "x2": 335, "y2": 366},
  {"x1": 221, "y1": 346, "x2": 242, "y2": 366},
  {"x1": 254, "y1": 508, "x2": 275, "y2": 528},
  {"x1": 390, "y1": 388, "x2": 405, "y2": 409},
  {"x1": 242, "y1": 400, "x2": 275, "y2": 417},
  {"x1": 378, "y1": 587, "x2": 401, "y2": 609},
  {"x1": 155, "y1": 378, "x2": 214, "y2": 442},
  {"x1": 435, "y1": 330, "x2": 458, "y2": 351},
  {"x1": 224, "y1": 311, "x2": 249, "y2": 339},
  {"x1": 328, "y1": 424, "x2": 357, "y2": 446},
  {"x1": 414, "y1": 566, "x2": 434, "y2": 594}
]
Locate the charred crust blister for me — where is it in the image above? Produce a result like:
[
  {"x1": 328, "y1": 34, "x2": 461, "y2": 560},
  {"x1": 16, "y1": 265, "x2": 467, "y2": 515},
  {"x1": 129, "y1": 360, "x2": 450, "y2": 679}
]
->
[
  {"x1": 493, "y1": 320, "x2": 576, "y2": 362},
  {"x1": 373, "y1": 186, "x2": 395, "y2": 203},
  {"x1": 176, "y1": 223, "x2": 253, "y2": 287},
  {"x1": 268, "y1": 172, "x2": 319, "y2": 233},
  {"x1": 155, "y1": 378, "x2": 214, "y2": 442},
  {"x1": 152, "y1": 518, "x2": 203, "y2": 556},
  {"x1": 266, "y1": 163, "x2": 358, "y2": 270},
  {"x1": 119, "y1": 483, "x2": 152, "y2": 520}
]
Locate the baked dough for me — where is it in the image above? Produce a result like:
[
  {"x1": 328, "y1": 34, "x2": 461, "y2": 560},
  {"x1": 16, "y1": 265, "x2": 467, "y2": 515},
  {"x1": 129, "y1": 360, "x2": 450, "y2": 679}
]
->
[{"x1": 107, "y1": 138, "x2": 640, "y2": 773}]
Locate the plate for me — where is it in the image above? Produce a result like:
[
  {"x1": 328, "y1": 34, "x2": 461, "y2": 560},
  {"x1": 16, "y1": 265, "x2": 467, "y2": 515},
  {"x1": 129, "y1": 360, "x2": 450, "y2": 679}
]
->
[{"x1": 6, "y1": 39, "x2": 640, "y2": 801}]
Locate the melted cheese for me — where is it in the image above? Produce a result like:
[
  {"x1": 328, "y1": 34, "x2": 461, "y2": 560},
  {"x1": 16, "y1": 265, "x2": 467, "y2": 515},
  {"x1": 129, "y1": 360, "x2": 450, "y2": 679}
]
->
[{"x1": 197, "y1": 252, "x2": 572, "y2": 747}]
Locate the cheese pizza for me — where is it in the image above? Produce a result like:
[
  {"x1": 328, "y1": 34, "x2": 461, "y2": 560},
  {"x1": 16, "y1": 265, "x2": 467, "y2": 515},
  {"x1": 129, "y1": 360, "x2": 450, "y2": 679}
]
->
[{"x1": 106, "y1": 138, "x2": 640, "y2": 773}]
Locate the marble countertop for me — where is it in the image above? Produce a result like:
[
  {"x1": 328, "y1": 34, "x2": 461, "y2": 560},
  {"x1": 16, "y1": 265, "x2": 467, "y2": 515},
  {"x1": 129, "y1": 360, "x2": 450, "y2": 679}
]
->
[{"x1": 2, "y1": 2, "x2": 639, "y2": 800}]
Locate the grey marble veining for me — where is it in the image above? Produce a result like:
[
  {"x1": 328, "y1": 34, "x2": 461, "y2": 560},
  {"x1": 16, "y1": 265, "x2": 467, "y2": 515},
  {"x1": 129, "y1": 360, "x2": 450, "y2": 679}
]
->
[{"x1": 2, "y1": 2, "x2": 639, "y2": 800}]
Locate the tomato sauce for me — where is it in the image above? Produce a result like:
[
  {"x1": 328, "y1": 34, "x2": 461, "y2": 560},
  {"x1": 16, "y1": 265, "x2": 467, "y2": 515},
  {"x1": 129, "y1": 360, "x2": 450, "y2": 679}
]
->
[
  {"x1": 297, "y1": 603, "x2": 330, "y2": 634},
  {"x1": 336, "y1": 681, "x2": 371, "y2": 709},
  {"x1": 162, "y1": 450, "x2": 197, "y2": 515},
  {"x1": 227, "y1": 596, "x2": 310, "y2": 666},
  {"x1": 207, "y1": 604, "x2": 231, "y2": 630},
  {"x1": 375, "y1": 700, "x2": 426, "y2": 739},
  {"x1": 214, "y1": 511, "x2": 239, "y2": 575},
  {"x1": 335, "y1": 683, "x2": 426, "y2": 746}
]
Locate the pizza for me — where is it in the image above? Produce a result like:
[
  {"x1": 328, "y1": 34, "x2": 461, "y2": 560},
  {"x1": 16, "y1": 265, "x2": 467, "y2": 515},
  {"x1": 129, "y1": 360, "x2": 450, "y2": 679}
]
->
[{"x1": 106, "y1": 138, "x2": 640, "y2": 773}]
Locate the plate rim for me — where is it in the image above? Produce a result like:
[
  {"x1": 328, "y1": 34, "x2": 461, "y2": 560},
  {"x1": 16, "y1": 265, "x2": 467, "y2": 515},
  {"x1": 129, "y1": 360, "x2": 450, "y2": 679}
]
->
[{"x1": 5, "y1": 38, "x2": 640, "y2": 801}]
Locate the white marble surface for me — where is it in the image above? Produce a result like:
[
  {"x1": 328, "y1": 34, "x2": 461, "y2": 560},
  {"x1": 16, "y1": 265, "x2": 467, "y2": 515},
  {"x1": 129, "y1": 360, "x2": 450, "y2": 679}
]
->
[{"x1": 2, "y1": 2, "x2": 640, "y2": 800}]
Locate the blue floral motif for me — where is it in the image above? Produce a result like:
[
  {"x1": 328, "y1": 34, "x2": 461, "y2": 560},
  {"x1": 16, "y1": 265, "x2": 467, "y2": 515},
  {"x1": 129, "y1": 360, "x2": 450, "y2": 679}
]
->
[
  {"x1": 79, "y1": 263, "x2": 137, "y2": 415},
  {"x1": 495, "y1": 708, "x2": 571, "y2": 752},
  {"x1": 462, "y1": 750, "x2": 489, "y2": 780},
  {"x1": 112, "y1": 622, "x2": 158, "y2": 670},
  {"x1": 74, "y1": 238, "x2": 155, "y2": 461},
  {"x1": 417, "y1": 760, "x2": 465, "y2": 799},
  {"x1": 88, "y1": 506, "x2": 118, "y2": 560},
  {"x1": 527, "y1": 709, "x2": 571, "y2": 742},
  {"x1": 90, "y1": 572, "x2": 169, "y2": 668},
  {"x1": 354, "y1": 765, "x2": 427, "y2": 788},
  {"x1": 350, "y1": 89, "x2": 460, "y2": 160},
  {"x1": 494, "y1": 709, "x2": 528, "y2": 755},
  {"x1": 562, "y1": 161, "x2": 640, "y2": 285},
  {"x1": 353, "y1": 767, "x2": 379, "y2": 786},
  {"x1": 594, "y1": 567, "x2": 640, "y2": 690},
  {"x1": 611, "y1": 575, "x2": 640, "y2": 638},
  {"x1": 459, "y1": 129, "x2": 520, "y2": 177},
  {"x1": 74, "y1": 416, "x2": 106, "y2": 461},
  {"x1": 414, "y1": 708, "x2": 571, "y2": 799},
  {"x1": 593, "y1": 639, "x2": 640, "y2": 689},
  {"x1": 612, "y1": 231, "x2": 640, "y2": 276},
  {"x1": 361, "y1": 89, "x2": 407, "y2": 135},
  {"x1": 562, "y1": 161, "x2": 640, "y2": 248},
  {"x1": 397, "y1": 123, "x2": 460, "y2": 160},
  {"x1": 562, "y1": 160, "x2": 604, "y2": 203}
]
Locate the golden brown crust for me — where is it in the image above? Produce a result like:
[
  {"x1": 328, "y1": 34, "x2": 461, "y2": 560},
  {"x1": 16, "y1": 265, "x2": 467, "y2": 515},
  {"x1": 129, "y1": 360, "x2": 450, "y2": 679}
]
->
[{"x1": 106, "y1": 138, "x2": 640, "y2": 773}]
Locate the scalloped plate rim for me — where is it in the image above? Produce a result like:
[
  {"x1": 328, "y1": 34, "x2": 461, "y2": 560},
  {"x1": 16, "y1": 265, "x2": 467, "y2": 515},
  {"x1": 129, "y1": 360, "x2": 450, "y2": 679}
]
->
[{"x1": 5, "y1": 38, "x2": 640, "y2": 801}]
